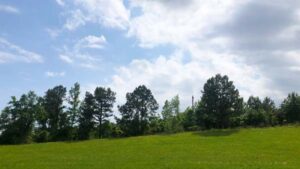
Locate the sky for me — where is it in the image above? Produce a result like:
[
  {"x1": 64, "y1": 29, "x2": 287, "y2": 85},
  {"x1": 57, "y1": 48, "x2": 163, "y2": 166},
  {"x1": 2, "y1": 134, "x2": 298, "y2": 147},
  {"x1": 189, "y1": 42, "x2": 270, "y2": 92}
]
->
[{"x1": 1, "y1": 0, "x2": 300, "y2": 111}]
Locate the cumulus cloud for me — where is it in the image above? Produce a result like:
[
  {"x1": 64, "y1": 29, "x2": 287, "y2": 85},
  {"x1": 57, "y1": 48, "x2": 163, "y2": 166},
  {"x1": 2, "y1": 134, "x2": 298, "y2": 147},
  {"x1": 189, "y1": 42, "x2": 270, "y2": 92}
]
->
[
  {"x1": 58, "y1": 0, "x2": 300, "y2": 108},
  {"x1": 109, "y1": 50, "x2": 283, "y2": 109},
  {"x1": 0, "y1": 38, "x2": 43, "y2": 63},
  {"x1": 128, "y1": 0, "x2": 248, "y2": 48},
  {"x1": 0, "y1": 4, "x2": 19, "y2": 14},
  {"x1": 120, "y1": 0, "x2": 300, "y2": 105}
]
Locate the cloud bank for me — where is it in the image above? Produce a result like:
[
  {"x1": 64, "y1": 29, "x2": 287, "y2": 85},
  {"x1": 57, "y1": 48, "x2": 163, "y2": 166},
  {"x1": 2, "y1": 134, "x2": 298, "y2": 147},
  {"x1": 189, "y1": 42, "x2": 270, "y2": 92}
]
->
[{"x1": 59, "y1": 0, "x2": 300, "y2": 109}]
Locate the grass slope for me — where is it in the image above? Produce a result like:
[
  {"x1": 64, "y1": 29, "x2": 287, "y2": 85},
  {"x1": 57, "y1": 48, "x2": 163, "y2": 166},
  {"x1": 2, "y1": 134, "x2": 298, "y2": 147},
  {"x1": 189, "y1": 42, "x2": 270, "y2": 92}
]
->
[{"x1": 0, "y1": 126, "x2": 300, "y2": 169}]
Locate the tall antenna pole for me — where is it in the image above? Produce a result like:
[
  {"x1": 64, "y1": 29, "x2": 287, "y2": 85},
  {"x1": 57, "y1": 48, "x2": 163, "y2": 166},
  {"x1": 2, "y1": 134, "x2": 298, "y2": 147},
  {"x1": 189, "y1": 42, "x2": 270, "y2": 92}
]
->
[{"x1": 192, "y1": 95, "x2": 194, "y2": 110}]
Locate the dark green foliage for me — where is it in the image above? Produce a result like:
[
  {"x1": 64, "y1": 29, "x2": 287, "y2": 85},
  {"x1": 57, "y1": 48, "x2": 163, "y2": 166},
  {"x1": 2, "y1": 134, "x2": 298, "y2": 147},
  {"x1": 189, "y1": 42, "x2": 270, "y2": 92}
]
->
[
  {"x1": 1, "y1": 75, "x2": 300, "y2": 145},
  {"x1": 242, "y1": 109, "x2": 268, "y2": 127},
  {"x1": 197, "y1": 74, "x2": 243, "y2": 129},
  {"x1": 67, "y1": 83, "x2": 81, "y2": 140},
  {"x1": 242, "y1": 96, "x2": 279, "y2": 127},
  {"x1": 34, "y1": 97, "x2": 48, "y2": 131},
  {"x1": 281, "y1": 92, "x2": 300, "y2": 123},
  {"x1": 33, "y1": 129, "x2": 49, "y2": 143},
  {"x1": 68, "y1": 82, "x2": 81, "y2": 127},
  {"x1": 247, "y1": 96, "x2": 262, "y2": 110},
  {"x1": 148, "y1": 116, "x2": 164, "y2": 134},
  {"x1": 0, "y1": 91, "x2": 38, "y2": 144},
  {"x1": 78, "y1": 92, "x2": 95, "y2": 140},
  {"x1": 93, "y1": 87, "x2": 116, "y2": 138},
  {"x1": 118, "y1": 85, "x2": 159, "y2": 136},
  {"x1": 43, "y1": 85, "x2": 68, "y2": 141},
  {"x1": 182, "y1": 107, "x2": 197, "y2": 131}
]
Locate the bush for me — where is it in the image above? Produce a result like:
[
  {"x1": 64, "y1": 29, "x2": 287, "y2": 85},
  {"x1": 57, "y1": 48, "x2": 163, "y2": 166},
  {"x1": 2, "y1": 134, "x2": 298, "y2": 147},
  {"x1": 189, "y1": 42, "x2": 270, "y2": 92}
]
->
[
  {"x1": 33, "y1": 130, "x2": 49, "y2": 143},
  {"x1": 186, "y1": 125, "x2": 199, "y2": 131}
]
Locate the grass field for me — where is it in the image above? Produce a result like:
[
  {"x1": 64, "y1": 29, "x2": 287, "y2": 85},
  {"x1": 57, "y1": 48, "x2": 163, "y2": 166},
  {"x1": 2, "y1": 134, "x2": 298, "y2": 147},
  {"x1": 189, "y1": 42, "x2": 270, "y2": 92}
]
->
[{"x1": 0, "y1": 126, "x2": 300, "y2": 169}]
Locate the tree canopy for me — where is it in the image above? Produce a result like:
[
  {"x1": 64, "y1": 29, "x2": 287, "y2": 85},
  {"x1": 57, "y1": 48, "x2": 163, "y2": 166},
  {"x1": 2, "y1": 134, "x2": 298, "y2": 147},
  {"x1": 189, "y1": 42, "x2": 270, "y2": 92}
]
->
[
  {"x1": 118, "y1": 85, "x2": 159, "y2": 136},
  {"x1": 197, "y1": 74, "x2": 243, "y2": 129},
  {"x1": 0, "y1": 74, "x2": 299, "y2": 144}
]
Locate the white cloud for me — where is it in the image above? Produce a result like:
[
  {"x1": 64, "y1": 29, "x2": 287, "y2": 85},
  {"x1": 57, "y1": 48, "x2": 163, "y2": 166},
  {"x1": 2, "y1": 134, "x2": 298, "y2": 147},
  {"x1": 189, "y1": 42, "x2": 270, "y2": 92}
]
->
[
  {"x1": 56, "y1": 0, "x2": 65, "y2": 6},
  {"x1": 62, "y1": 0, "x2": 130, "y2": 30},
  {"x1": 64, "y1": 9, "x2": 86, "y2": 31},
  {"x1": 75, "y1": 35, "x2": 106, "y2": 50},
  {"x1": 0, "y1": 5, "x2": 19, "y2": 14},
  {"x1": 59, "y1": 54, "x2": 73, "y2": 63},
  {"x1": 45, "y1": 28, "x2": 61, "y2": 38},
  {"x1": 59, "y1": 35, "x2": 106, "y2": 69},
  {"x1": 45, "y1": 71, "x2": 66, "y2": 78},
  {"x1": 0, "y1": 38, "x2": 43, "y2": 63},
  {"x1": 56, "y1": 0, "x2": 300, "y2": 108},
  {"x1": 128, "y1": 0, "x2": 248, "y2": 48},
  {"x1": 110, "y1": 0, "x2": 300, "y2": 107},
  {"x1": 109, "y1": 50, "x2": 283, "y2": 110}
]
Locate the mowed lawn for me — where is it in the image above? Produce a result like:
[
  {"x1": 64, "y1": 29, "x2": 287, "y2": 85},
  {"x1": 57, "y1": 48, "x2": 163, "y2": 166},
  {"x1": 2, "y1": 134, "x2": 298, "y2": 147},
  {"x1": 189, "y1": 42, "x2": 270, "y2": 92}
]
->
[{"x1": 0, "y1": 126, "x2": 300, "y2": 169}]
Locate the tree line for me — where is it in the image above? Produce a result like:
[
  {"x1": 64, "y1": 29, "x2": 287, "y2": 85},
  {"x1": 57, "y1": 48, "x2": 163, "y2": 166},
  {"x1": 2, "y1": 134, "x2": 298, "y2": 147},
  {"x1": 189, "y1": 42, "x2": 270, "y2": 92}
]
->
[{"x1": 0, "y1": 74, "x2": 300, "y2": 144}]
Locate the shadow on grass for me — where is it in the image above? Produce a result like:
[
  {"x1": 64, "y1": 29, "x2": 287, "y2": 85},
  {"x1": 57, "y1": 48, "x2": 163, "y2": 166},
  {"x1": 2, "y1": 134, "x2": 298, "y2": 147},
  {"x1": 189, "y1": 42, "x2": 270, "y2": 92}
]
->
[{"x1": 193, "y1": 128, "x2": 240, "y2": 137}]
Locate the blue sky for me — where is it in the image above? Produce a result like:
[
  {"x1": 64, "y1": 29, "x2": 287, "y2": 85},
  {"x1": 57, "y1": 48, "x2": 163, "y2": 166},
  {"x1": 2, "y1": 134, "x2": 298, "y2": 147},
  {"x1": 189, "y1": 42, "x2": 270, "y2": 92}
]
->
[
  {"x1": 0, "y1": 0, "x2": 174, "y2": 109},
  {"x1": 1, "y1": 0, "x2": 300, "y2": 110}
]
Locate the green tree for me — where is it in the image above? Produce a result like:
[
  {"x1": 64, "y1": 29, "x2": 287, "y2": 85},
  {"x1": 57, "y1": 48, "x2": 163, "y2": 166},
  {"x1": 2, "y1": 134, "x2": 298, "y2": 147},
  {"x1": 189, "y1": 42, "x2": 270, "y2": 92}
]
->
[
  {"x1": 118, "y1": 85, "x2": 159, "y2": 136},
  {"x1": 68, "y1": 82, "x2": 81, "y2": 127},
  {"x1": 78, "y1": 92, "x2": 95, "y2": 140},
  {"x1": 182, "y1": 107, "x2": 197, "y2": 130},
  {"x1": 262, "y1": 97, "x2": 278, "y2": 125},
  {"x1": 161, "y1": 95, "x2": 183, "y2": 133},
  {"x1": 281, "y1": 93, "x2": 300, "y2": 123},
  {"x1": 198, "y1": 74, "x2": 243, "y2": 129},
  {"x1": 33, "y1": 97, "x2": 49, "y2": 142},
  {"x1": 43, "y1": 85, "x2": 67, "y2": 141},
  {"x1": 262, "y1": 97, "x2": 276, "y2": 112},
  {"x1": 171, "y1": 95, "x2": 180, "y2": 115},
  {"x1": 247, "y1": 96, "x2": 262, "y2": 111},
  {"x1": 162, "y1": 100, "x2": 172, "y2": 120},
  {"x1": 0, "y1": 91, "x2": 38, "y2": 144},
  {"x1": 242, "y1": 108, "x2": 267, "y2": 127},
  {"x1": 93, "y1": 87, "x2": 116, "y2": 138}
]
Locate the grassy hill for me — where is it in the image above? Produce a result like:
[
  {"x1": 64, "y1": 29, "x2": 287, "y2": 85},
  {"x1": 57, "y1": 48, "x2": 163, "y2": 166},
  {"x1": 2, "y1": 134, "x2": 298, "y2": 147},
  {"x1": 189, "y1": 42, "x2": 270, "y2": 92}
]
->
[{"x1": 0, "y1": 126, "x2": 300, "y2": 169}]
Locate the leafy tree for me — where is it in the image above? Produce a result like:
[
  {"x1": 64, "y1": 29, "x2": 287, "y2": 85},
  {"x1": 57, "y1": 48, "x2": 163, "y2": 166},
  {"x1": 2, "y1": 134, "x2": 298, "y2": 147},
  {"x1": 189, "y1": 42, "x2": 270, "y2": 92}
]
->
[
  {"x1": 198, "y1": 74, "x2": 243, "y2": 129},
  {"x1": 148, "y1": 116, "x2": 164, "y2": 134},
  {"x1": 182, "y1": 107, "x2": 197, "y2": 130},
  {"x1": 171, "y1": 95, "x2": 180, "y2": 115},
  {"x1": 242, "y1": 108, "x2": 267, "y2": 127},
  {"x1": 161, "y1": 95, "x2": 183, "y2": 133},
  {"x1": 93, "y1": 87, "x2": 116, "y2": 138},
  {"x1": 247, "y1": 96, "x2": 262, "y2": 111},
  {"x1": 43, "y1": 85, "x2": 67, "y2": 141},
  {"x1": 34, "y1": 97, "x2": 48, "y2": 130},
  {"x1": 118, "y1": 85, "x2": 159, "y2": 136},
  {"x1": 78, "y1": 92, "x2": 95, "y2": 140},
  {"x1": 0, "y1": 91, "x2": 38, "y2": 144},
  {"x1": 262, "y1": 97, "x2": 276, "y2": 112},
  {"x1": 68, "y1": 82, "x2": 81, "y2": 127},
  {"x1": 262, "y1": 97, "x2": 278, "y2": 125},
  {"x1": 33, "y1": 97, "x2": 49, "y2": 142},
  {"x1": 162, "y1": 100, "x2": 172, "y2": 120},
  {"x1": 281, "y1": 93, "x2": 300, "y2": 123}
]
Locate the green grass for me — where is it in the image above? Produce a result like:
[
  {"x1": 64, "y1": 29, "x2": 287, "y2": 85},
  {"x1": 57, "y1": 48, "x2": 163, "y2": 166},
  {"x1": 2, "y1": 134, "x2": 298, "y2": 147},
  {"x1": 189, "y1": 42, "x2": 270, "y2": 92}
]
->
[{"x1": 1, "y1": 126, "x2": 300, "y2": 169}]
